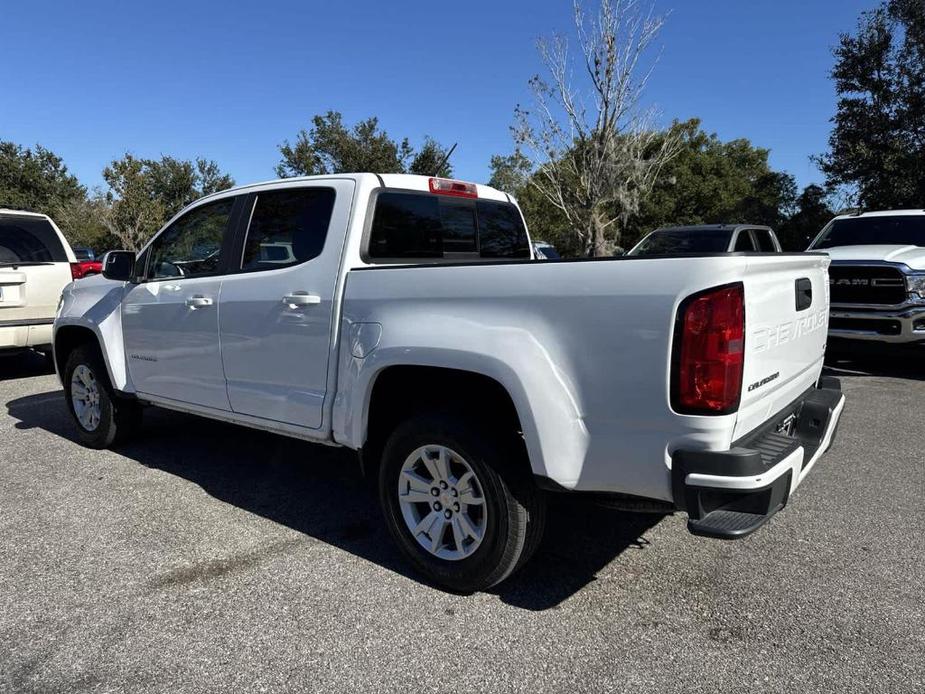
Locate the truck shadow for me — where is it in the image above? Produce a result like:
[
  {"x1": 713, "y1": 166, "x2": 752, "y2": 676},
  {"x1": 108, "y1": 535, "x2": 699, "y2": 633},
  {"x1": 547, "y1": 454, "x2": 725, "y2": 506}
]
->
[
  {"x1": 824, "y1": 341, "x2": 925, "y2": 381},
  {"x1": 6, "y1": 391, "x2": 665, "y2": 611},
  {"x1": 0, "y1": 351, "x2": 55, "y2": 382}
]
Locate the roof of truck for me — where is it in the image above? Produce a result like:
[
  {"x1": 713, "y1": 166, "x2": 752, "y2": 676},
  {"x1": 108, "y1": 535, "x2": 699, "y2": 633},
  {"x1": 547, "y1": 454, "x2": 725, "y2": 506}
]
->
[
  {"x1": 0, "y1": 208, "x2": 50, "y2": 219},
  {"x1": 831, "y1": 209, "x2": 925, "y2": 220},
  {"x1": 198, "y1": 173, "x2": 511, "y2": 204},
  {"x1": 652, "y1": 223, "x2": 773, "y2": 233}
]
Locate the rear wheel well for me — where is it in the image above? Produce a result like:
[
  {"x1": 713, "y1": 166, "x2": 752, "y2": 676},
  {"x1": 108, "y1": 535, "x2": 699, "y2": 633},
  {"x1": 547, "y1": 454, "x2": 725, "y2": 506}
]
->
[
  {"x1": 362, "y1": 366, "x2": 527, "y2": 479},
  {"x1": 54, "y1": 326, "x2": 102, "y2": 379}
]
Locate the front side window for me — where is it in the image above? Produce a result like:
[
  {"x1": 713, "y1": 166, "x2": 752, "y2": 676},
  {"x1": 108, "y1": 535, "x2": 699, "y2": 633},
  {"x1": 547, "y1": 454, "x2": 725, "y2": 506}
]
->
[
  {"x1": 0, "y1": 216, "x2": 68, "y2": 264},
  {"x1": 241, "y1": 188, "x2": 336, "y2": 271},
  {"x1": 368, "y1": 192, "x2": 529, "y2": 260},
  {"x1": 147, "y1": 198, "x2": 234, "y2": 280}
]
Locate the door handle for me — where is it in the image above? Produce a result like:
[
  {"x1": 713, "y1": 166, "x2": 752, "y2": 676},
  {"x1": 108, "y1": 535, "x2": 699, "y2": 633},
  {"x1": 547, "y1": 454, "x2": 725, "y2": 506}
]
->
[
  {"x1": 186, "y1": 295, "x2": 213, "y2": 308},
  {"x1": 282, "y1": 292, "x2": 321, "y2": 307}
]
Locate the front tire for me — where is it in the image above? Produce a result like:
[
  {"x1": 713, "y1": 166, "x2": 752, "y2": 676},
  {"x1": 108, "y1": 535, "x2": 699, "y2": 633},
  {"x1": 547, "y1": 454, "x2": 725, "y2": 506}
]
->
[
  {"x1": 379, "y1": 412, "x2": 545, "y2": 592},
  {"x1": 63, "y1": 344, "x2": 141, "y2": 449}
]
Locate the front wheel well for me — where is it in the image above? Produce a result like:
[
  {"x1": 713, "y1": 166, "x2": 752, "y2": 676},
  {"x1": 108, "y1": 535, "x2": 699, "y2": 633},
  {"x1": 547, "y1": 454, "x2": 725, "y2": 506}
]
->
[
  {"x1": 54, "y1": 326, "x2": 103, "y2": 380},
  {"x1": 362, "y1": 365, "x2": 527, "y2": 479}
]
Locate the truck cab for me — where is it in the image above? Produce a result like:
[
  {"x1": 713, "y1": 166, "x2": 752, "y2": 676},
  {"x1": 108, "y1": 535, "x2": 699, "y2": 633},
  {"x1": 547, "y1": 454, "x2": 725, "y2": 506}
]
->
[{"x1": 627, "y1": 224, "x2": 782, "y2": 256}]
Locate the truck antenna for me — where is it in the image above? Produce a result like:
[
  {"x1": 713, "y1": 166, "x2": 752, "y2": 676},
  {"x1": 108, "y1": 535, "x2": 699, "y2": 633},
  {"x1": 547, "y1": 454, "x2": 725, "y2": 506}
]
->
[{"x1": 434, "y1": 143, "x2": 457, "y2": 177}]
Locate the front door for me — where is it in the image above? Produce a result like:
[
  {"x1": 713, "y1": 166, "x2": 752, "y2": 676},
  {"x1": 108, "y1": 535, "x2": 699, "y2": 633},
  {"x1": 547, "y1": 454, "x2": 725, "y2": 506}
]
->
[
  {"x1": 219, "y1": 180, "x2": 354, "y2": 429},
  {"x1": 122, "y1": 196, "x2": 238, "y2": 410}
]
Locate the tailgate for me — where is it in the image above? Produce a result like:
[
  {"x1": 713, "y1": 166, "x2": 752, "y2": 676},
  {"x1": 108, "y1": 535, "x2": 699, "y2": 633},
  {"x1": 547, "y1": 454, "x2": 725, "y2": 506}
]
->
[
  {"x1": 732, "y1": 253, "x2": 831, "y2": 440},
  {"x1": 0, "y1": 264, "x2": 72, "y2": 323}
]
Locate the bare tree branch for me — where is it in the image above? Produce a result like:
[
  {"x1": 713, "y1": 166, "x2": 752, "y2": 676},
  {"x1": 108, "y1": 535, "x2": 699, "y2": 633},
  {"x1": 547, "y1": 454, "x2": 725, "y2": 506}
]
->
[{"x1": 514, "y1": 0, "x2": 680, "y2": 255}]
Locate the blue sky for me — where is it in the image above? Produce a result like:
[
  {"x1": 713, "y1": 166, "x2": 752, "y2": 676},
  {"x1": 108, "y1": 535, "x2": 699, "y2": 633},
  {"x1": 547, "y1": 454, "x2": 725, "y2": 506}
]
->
[{"x1": 1, "y1": 0, "x2": 872, "y2": 192}]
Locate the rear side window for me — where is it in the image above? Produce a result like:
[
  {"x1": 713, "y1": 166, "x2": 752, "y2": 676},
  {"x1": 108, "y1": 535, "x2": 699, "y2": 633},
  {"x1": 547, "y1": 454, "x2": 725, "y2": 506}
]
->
[
  {"x1": 0, "y1": 216, "x2": 68, "y2": 264},
  {"x1": 752, "y1": 229, "x2": 776, "y2": 251},
  {"x1": 733, "y1": 231, "x2": 757, "y2": 252},
  {"x1": 477, "y1": 200, "x2": 530, "y2": 258},
  {"x1": 241, "y1": 188, "x2": 336, "y2": 271},
  {"x1": 368, "y1": 192, "x2": 529, "y2": 260}
]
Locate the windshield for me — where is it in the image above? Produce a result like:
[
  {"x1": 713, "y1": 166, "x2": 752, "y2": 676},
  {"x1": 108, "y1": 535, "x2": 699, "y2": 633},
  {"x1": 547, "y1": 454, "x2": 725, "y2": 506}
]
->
[
  {"x1": 628, "y1": 228, "x2": 732, "y2": 256},
  {"x1": 812, "y1": 216, "x2": 925, "y2": 249}
]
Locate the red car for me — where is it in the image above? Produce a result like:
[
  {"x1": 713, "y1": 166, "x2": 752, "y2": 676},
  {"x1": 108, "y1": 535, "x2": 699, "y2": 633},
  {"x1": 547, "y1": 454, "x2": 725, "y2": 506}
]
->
[{"x1": 70, "y1": 247, "x2": 103, "y2": 279}]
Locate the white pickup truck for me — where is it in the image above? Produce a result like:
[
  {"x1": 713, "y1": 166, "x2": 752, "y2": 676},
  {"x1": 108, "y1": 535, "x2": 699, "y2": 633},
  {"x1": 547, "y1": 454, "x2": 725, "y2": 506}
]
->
[
  {"x1": 809, "y1": 210, "x2": 925, "y2": 343},
  {"x1": 53, "y1": 174, "x2": 845, "y2": 591}
]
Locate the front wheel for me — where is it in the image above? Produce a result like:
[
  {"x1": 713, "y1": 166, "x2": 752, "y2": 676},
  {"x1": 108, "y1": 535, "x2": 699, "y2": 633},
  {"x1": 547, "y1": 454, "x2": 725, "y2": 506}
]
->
[
  {"x1": 379, "y1": 412, "x2": 545, "y2": 592},
  {"x1": 63, "y1": 344, "x2": 141, "y2": 449}
]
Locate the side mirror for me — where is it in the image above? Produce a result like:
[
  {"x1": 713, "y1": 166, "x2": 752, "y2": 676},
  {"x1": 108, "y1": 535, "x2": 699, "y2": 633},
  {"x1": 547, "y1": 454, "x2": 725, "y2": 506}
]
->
[{"x1": 102, "y1": 250, "x2": 137, "y2": 281}]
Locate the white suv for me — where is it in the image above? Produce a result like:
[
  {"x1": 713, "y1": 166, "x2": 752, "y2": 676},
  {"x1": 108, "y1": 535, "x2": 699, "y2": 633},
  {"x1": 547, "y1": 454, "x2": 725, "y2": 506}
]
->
[{"x1": 0, "y1": 209, "x2": 78, "y2": 357}]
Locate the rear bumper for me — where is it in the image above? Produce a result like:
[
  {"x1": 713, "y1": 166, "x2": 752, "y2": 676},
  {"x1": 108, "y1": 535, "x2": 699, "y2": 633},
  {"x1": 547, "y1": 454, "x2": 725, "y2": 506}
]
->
[
  {"x1": 829, "y1": 304, "x2": 925, "y2": 343},
  {"x1": 672, "y1": 377, "x2": 845, "y2": 539},
  {"x1": 0, "y1": 319, "x2": 54, "y2": 350}
]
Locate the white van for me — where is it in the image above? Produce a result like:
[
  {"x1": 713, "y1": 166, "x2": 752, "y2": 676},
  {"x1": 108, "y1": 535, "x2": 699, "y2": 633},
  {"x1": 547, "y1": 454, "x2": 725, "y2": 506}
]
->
[{"x1": 1, "y1": 209, "x2": 78, "y2": 357}]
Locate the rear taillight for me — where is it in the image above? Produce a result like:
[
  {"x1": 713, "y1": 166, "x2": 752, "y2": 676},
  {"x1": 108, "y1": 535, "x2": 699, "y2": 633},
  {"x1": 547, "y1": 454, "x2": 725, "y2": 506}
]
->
[
  {"x1": 70, "y1": 262, "x2": 84, "y2": 280},
  {"x1": 672, "y1": 283, "x2": 745, "y2": 415},
  {"x1": 428, "y1": 177, "x2": 478, "y2": 198}
]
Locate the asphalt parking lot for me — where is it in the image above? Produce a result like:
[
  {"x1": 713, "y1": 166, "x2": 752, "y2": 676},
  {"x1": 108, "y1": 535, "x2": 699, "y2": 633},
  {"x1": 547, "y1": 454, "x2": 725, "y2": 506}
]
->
[{"x1": 1, "y1": 348, "x2": 922, "y2": 693}]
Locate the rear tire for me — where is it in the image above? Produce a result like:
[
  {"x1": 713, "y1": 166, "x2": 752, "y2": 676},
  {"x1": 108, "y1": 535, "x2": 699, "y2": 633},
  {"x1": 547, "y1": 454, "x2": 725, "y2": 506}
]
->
[
  {"x1": 63, "y1": 344, "x2": 141, "y2": 449},
  {"x1": 379, "y1": 411, "x2": 545, "y2": 592}
]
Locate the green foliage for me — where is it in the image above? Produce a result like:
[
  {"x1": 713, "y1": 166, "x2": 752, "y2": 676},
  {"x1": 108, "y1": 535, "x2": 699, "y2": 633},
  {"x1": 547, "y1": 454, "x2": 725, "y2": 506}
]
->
[
  {"x1": 99, "y1": 153, "x2": 234, "y2": 250},
  {"x1": 276, "y1": 111, "x2": 452, "y2": 177},
  {"x1": 408, "y1": 137, "x2": 453, "y2": 177},
  {"x1": 493, "y1": 119, "x2": 808, "y2": 256},
  {"x1": 487, "y1": 152, "x2": 532, "y2": 196},
  {"x1": 0, "y1": 141, "x2": 85, "y2": 213},
  {"x1": 777, "y1": 184, "x2": 835, "y2": 250},
  {"x1": 818, "y1": 0, "x2": 925, "y2": 207},
  {"x1": 52, "y1": 196, "x2": 114, "y2": 251},
  {"x1": 621, "y1": 119, "x2": 797, "y2": 249}
]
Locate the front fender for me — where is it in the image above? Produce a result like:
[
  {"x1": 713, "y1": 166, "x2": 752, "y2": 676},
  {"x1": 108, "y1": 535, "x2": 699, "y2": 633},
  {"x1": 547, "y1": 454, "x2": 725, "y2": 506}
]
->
[{"x1": 54, "y1": 279, "x2": 131, "y2": 392}]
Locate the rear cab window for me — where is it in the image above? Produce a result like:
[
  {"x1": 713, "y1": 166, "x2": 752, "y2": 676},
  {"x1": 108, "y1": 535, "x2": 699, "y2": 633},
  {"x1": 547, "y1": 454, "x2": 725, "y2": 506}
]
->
[
  {"x1": 367, "y1": 191, "x2": 530, "y2": 261},
  {"x1": 0, "y1": 215, "x2": 68, "y2": 265}
]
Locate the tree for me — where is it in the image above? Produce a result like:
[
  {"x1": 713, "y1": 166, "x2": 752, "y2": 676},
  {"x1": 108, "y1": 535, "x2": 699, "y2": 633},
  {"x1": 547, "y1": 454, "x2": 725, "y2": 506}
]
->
[
  {"x1": 818, "y1": 0, "x2": 925, "y2": 208},
  {"x1": 408, "y1": 137, "x2": 454, "y2": 177},
  {"x1": 52, "y1": 195, "x2": 114, "y2": 251},
  {"x1": 512, "y1": 0, "x2": 681, "y2": 256},
  {"x1": 0, "y1": 141, "x2": 85, "y2": 213},
  {"x1": 276, "y1": 111, "x2": 452, "y2": 177},
  {"x1": 488, "y1": 152, "x2": 533, "y2": 195},
  {"x1": 98, "y1": 153, "x2": 234, "y2": 250},
  {"x1": 620, "y1": 119, "x2": 797, "y2": 248},
  {"x1": 98, "y1": 155, "x2": 166, "y2": 251},
  {"x1": 777, "y1": 184, "x2": 835, "y2": 250}
]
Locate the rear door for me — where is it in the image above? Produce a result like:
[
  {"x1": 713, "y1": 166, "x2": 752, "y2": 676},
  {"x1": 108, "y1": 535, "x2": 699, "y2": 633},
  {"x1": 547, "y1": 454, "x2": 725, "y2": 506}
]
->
[
  {"x1": 121, "y1": 197, "x2": 240, "y2": 410},
  {"x1": 218, "y1": 180, "x2": 354, "y2": 429},
  {"x1": 733, "y1": 253, "x2": 831, "y2": 439},
  {"x1": 0, "y1": 214, "x2": 73, "y2": 346}
]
